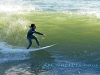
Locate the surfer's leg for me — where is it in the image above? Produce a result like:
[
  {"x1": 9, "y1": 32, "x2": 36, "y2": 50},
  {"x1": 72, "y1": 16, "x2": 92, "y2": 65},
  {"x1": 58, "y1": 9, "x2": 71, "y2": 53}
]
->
[
  {"x1": 27, "y1": 38, "x2": 32, "y2": 49},
  {"x1": 32, "y1": 36, "x2": 40, "y2": 47}
]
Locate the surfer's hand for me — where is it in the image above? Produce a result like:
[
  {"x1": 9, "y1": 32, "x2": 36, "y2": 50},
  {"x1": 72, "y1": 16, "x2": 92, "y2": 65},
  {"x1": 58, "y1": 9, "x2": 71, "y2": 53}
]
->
[
  {"x1": 43, "y1": 34, "x2": 46, "y2": 37},
  {"x1": 42, "y1": 34, "x2": 46, "y2": 39}
]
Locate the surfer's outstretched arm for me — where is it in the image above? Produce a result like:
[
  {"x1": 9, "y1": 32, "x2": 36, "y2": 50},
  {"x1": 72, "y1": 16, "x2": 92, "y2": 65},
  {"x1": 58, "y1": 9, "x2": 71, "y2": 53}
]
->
[
  {"x1": 34, "y1": 31, "x2": 43, "y2": 35},
  {"x1": 35, "y1": 31, "x2": 46, "y2": 37}
]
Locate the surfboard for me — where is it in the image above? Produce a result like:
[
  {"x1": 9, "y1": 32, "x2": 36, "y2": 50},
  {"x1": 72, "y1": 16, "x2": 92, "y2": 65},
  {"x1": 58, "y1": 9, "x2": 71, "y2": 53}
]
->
[{"x1": 30, "y1": 44, "x2": 56, "y2": 51}]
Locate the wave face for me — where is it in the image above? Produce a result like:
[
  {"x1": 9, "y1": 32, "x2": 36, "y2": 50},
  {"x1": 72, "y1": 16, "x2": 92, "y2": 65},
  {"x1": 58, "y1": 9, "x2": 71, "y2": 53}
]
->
[
  {"x1": 0, "y1": 11, "x2": 100, "y2": 74},
  {"x1": 0, "y1": 0, "x2": 100, "y2": 75}
]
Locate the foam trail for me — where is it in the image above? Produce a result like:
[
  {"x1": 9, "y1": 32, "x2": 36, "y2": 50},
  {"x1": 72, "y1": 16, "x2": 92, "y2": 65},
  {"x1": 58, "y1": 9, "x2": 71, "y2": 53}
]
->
[
  {"x1": 1, "y1": 44, "x2": 56, "y2": 53},
  {"x1": 0, "y1": 42, "x2": 30, "y2": 63},
  {"x1": 0, "y1": 42, "x2": 56, "y2": 63}
]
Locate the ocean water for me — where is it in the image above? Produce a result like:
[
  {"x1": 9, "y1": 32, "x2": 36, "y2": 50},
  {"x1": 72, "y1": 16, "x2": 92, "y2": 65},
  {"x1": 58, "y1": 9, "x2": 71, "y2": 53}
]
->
[{"x1": 0, "y1": 0, "x2": 100, "y2": 75}]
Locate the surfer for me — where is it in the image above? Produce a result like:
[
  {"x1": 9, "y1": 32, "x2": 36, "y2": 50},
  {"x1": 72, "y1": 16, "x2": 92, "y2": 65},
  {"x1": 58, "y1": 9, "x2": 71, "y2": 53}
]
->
[{"x1": 27, "y1": 24, "x2": 46, "y2": 49}]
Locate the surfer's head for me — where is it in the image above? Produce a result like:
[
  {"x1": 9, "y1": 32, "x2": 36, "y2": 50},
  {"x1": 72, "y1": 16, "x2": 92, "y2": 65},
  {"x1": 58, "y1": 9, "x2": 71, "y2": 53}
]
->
[{"x1": 30, "y1": 24, "x2": 36, "y2": 29}]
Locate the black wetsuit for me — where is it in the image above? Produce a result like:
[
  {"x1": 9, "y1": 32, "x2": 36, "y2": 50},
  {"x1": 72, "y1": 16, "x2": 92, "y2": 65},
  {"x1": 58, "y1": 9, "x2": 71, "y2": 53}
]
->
[{"x1": 27, "y1": 28, "x2": 43, "y2": 49}]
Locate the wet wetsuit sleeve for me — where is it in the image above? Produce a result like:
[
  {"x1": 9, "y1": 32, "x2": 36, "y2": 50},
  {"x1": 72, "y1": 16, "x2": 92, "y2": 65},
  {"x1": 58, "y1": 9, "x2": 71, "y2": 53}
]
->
[{"x1": 34, "y1": 31, "x2": 43, "y2": 35}]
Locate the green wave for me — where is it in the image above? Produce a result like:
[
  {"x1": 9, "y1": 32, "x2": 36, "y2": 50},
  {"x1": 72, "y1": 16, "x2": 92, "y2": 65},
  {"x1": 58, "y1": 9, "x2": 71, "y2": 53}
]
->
[{"x1": 0, "y1": 11, "x2": 100, "y2": 48}]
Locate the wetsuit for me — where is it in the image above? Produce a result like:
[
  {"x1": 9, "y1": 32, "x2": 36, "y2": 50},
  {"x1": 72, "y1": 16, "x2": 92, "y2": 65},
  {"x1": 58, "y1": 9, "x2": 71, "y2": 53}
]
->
[{"x1": 27, "y1": 28, "x2": 43, "y2": 49}]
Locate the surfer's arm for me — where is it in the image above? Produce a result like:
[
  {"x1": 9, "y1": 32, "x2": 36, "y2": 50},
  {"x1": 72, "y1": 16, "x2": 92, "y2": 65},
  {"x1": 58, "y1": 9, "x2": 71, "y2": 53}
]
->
[
  {"x1": 35, "y1": 31, "x2": 46, "y2": 37},
  {"x1": 34, "y1": 31, "x2": 43, "y2": 35}
]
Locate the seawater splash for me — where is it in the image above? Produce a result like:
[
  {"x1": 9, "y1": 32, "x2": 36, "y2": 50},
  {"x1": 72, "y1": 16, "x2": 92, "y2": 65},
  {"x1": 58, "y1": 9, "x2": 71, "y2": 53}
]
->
[
  {"x1": 0, "y1": 42, "x2": 55, "y2": 63},
  {"x1": 0, "y1": 0, "x2": 100, "y2": 18},
  {"x1": 0, "y1": 0, "x2": 37, "y2": 12},
  {"x1": 0, "y1": 42, "x2": 31, "y2": 63},
  {"x1": 0, "y1": 0, "x2": 100, "y2": 16}
]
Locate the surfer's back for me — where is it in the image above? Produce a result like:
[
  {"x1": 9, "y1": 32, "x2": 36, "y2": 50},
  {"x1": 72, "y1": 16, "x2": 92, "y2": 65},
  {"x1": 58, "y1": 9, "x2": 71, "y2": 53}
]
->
[{"x1": 27, "y1": 28, "x2": 35, "y2": 38}]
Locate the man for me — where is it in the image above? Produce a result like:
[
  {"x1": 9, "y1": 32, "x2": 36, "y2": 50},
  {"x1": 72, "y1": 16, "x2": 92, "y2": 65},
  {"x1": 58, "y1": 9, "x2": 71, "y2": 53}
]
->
[{"x1": 27, "y1": 24, "x2": 45, "y2": 49}]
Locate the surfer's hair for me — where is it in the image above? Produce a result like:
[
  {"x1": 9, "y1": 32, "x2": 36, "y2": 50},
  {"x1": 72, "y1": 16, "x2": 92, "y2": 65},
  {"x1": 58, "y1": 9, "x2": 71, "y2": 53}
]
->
[{"x1": 31, "y1": 24, "x2": 35, "y2": 28}]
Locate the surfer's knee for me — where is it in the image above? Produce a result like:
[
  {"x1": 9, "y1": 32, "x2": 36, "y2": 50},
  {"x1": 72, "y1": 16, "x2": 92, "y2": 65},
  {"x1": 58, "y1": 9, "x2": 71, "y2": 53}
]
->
[
  {"x1": 28, "y1": 38, "x2": 32, "y2": 44},
  {"x1": 34, "y1": 36, "x2": 38, "y2": 40}
]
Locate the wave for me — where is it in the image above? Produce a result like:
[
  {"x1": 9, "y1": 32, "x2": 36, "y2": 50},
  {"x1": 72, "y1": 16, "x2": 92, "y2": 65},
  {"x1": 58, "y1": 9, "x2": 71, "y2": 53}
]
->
[
  {"x1": 0, "y1": 11, "x2": 100, "y2": 65},
  {"x1": 0, "y1": 0, "x2": 100, "y2": 17}
]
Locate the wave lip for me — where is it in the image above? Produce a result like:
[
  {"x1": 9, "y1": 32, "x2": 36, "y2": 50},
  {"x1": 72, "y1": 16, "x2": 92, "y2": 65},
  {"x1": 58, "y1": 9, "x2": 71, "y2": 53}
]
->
[
  {"x1": 0, "y1": 0, "x2": 37, "y2": 12},
  {"x1": 0, "y1": 5, "x2": 36, "y2": 12}
]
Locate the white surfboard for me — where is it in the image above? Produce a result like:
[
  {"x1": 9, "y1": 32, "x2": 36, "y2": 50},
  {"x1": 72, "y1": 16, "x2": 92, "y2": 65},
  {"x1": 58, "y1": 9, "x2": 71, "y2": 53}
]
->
[{"x1": 29, "y1": 44, "x2": 56, "y2": 51}]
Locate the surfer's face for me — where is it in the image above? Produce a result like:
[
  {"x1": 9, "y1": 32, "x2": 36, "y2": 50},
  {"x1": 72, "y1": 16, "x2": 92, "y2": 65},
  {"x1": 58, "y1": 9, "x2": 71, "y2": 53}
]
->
[{"x1": 33, "y1": 25, "x2": 36, "y2": 29}]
